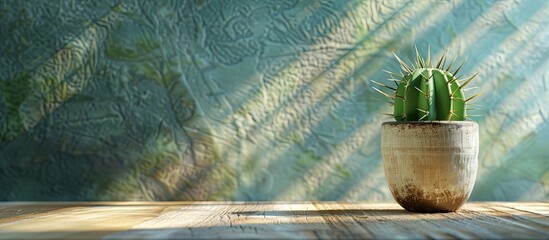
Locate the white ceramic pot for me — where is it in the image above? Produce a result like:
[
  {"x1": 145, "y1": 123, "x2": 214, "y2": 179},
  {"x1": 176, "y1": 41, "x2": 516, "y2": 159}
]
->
[{"x1": 382, "y1": 121, "x2": 479, "y2": 212}]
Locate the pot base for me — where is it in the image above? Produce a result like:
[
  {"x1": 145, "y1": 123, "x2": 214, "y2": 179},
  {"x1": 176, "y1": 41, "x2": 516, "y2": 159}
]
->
[{"x1": 392, "y1": 184, "x2": 467, "y2": 213}]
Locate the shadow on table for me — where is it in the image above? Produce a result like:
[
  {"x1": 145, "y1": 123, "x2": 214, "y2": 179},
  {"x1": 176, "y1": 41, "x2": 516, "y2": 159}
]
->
[
  {"x1": 1, "y1": 207, "x2": 548, "y2": 239},
  {"x1": 234, "y1": 209, "x2": 410, "y2": 217},
  {"x1": 2, "y1": 212, "x2": 547, "y2": 240}
]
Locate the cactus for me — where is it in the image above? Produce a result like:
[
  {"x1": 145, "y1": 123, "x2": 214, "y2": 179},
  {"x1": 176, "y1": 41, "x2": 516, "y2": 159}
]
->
[{"x1": 373, "y1": 48, "x2": 480, "y2": 121}]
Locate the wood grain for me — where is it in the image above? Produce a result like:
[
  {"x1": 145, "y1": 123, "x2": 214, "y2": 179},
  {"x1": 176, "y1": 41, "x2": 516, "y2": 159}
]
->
[{"x1": 0, "y1": 202, "x2": 547, "y2": 239}]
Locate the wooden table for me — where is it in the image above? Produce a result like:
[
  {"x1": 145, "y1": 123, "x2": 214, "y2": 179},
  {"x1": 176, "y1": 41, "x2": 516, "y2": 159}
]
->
[{"x1": 0, "y1": 202, "x2": 548, "y2": 239}]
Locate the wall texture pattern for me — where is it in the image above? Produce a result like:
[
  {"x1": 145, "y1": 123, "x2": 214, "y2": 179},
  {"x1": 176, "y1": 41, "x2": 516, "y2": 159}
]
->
[{"x1": 1, "y1": 0, "x2": 548, "y2": 201}]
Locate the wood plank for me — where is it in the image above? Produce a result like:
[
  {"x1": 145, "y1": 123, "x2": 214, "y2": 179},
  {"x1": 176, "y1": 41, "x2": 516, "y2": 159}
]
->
[
  {"x1": 107, "y1": 202, "x2": 329, "y2": 239},
  {"x1": 453, "y1": 203, "x2": 548, "y2": 239},
  {"x1": 484, "y1": 202, "x2": 549, "y2": 229},
  {"x1": 0, "y1": 202, "x2": 547, "y2": 239},
  {"x1": 333, "y1": 202, "x2": 475, "y2": 239},
  {"x1": 495, "y1": 202, "x2": 549, "y2": 216},
  {"x1": 0, "y1": 204, "x2": 69, "y2": 225},
  {"x1": 0, "y1": 202, "x2": 173, "y2": 239}
]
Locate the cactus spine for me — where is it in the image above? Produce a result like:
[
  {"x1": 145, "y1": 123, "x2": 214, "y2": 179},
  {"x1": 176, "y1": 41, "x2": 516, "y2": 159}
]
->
[{"x1": 373, "y1": 48, "x2": 480, "y2": 121}]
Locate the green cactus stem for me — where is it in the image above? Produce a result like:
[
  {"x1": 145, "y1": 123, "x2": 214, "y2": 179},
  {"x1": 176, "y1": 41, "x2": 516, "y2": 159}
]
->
[{"x1": 372, "y1": 48, "x2": 480, "y2": 121}]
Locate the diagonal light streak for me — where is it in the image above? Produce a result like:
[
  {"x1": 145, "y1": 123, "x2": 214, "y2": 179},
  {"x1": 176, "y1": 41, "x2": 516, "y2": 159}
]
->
[
  {"x1": 17, "y1": 4, "x2": 126, "y2": 130},
  {"x1": 218, "y1": 0, "x2": 432, "y2": 197},
  {"x1": 277, "y1": 0, "x2": 466, "y2": 200}
]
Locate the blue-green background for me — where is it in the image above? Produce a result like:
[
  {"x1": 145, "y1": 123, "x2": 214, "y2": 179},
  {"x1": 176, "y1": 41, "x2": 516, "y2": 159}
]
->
[{"x1": 1, "y1": 0, "x2": 548, "y2": 201}]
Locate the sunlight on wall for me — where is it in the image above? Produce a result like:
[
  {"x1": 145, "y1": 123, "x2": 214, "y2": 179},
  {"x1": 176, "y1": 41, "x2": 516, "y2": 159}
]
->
[{"x1": 0, "y1": 0, "x2": 548, "y2": 201}]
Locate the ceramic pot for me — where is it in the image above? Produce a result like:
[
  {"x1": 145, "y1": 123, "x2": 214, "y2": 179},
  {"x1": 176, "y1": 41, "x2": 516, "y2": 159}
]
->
[{"x1": 381, "y1": 121, "x2": 479, "y2": 213}]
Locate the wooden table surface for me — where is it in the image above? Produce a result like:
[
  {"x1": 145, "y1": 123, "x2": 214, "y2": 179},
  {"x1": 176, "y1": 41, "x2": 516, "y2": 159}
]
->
[{"x1": 0, "y1": 202, "x2": 548, "y2": 239}]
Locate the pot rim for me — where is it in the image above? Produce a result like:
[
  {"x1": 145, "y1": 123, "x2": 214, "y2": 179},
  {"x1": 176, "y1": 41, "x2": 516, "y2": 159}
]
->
[{"x1": 382, "y1": 121, "x2": 478, "y2": 127}]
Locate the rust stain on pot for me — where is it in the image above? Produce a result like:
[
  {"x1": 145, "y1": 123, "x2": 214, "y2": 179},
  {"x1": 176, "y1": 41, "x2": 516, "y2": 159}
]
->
[{"x1": 393, "y1": 184, "x2": 468, "y2": 213}]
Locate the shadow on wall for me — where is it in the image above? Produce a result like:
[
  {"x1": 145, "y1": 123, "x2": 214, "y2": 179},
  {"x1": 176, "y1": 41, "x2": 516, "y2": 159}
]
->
[
  {"x1": 0, "y1": 0, "x2": 548, "y2": 201},
  {"x1": 0, "y1": 1, "x2": 240, "y2": 200},
  {"x1": 0, "y1": 0, "x2": 361, "y2": 200}
]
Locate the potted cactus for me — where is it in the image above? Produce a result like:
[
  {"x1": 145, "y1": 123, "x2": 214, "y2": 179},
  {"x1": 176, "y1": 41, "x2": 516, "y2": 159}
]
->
[{"x1": 373, "y1": 48, "x2": 480, "y2": 212}]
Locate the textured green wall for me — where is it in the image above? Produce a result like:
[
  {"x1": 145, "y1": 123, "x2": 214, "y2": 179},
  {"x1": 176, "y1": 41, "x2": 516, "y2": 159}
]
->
[{"x1": 1, "y1": 0, "x2": 548, "y2": 201}]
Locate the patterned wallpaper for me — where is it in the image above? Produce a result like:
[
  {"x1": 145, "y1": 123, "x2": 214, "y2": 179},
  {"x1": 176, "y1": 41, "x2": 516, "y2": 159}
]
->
[{"x1": 1, "y1": 0, "x2": 548, "y2": 201}]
